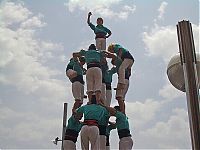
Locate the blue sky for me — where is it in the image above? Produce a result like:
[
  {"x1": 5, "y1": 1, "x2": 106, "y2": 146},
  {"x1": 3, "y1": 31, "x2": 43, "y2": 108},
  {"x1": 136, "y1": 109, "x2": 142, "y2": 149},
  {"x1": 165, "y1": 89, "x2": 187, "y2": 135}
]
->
[{"x1": 0, "y1": 0, "x2": 199, "y2": 149}]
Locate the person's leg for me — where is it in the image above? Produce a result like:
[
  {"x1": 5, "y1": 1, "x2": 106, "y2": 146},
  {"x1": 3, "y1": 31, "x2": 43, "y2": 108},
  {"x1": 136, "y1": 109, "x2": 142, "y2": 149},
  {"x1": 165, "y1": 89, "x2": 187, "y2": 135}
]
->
[
  {"x1": 72, "y1": 100, "x2": 82, "y2": 113},
  {"x1": 117, "y1": 97, "x2": 125, "y2": 114},
  {"x1": 106, "y1": 135, "x2": 110, "y2": 150},
  {"x1": 119, "y1": 137, "x2": 133, "y2": 150},
  {"x1": 106, "y1": 146, "x2": 110, "y2": 150},
  {"x1": 101, "y1": 83, "x2": 106, "y2": 104},
  {"x1": 89, "y1": 126, "x2": 100, "y2": 150},
  {"x1": 72, "y1": 81, "x2": 83, "y2": 112},
  {"x1": 63, "y1": 140, "x2": 76, "y2": 150},
  {"x1": 116, "y1": 86, "x2": 125, "y2": 113},
  {"x1": 95, "y1": 90, "x2": 102, "y2": 104},
  {"x1": 122, "y1": 79, "x2": 129, "y2": 101},
  {"x1": 93, "y1": 67, "x2": 102, "y2": 104},
  {"x1": 101, "y1": 38, "x2": 106, "y2": 50},
  {"x1": 96, "y1": 38, "x2": 101, "y2": 50},
  {"x1": 118, "y1": 59, "x2": 133, "y2": 85},
  {"x1": 81, "y1": 125, "x2": 90, "y2": 150},
  {"x1": 100, "y1": 135, "x2": 106, "y2": 150},
  {"x1": 96, "y1": 38, "x2": 106, "y2": 51},
  {"x1": 81, "y1": 82, "x2": 85, "y2": 101},
  {"x1": 106, "y1": 89, "x2": 112, "y2": 106},
  {"x1": 86, "y1": 68, "x2": 95, "y2": 103}
]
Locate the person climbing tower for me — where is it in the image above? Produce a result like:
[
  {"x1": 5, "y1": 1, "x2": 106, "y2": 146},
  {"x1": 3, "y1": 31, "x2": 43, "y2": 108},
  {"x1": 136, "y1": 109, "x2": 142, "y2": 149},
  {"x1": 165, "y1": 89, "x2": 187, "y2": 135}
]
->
[
  {"x1": 107, "y1": 43, "x2": 134, "y2": 92},
  {"x1": 73, "y1": 44, "x2": 104, "y2": 104},
  {"x1": 63, "y1": 114, "x2": 83, "y2": 150},
  {"x1": 102, "y1": 105, "x2": 134, "y2": 150},
  {"x1": 100, "y1": 57, "x2": 109, "y2": 105},
  {"x1": 66, "y1": 57, "x2": 86, "y2": 113},
  {"x1": 87, "y1": 12, "x2": 112, "y2": 50},
  {"x1": 105, "y1": 122, "x2": 116, "y2": 150},
  {"x1": 104, "y1": 51, "x2": 131, "y2": 113},
  {"x1": 103, "y1": 62, "x2": 117, "y2": 107},
  {"x1": 75, "y1": 95, "x2": 108, "y2": 150}
]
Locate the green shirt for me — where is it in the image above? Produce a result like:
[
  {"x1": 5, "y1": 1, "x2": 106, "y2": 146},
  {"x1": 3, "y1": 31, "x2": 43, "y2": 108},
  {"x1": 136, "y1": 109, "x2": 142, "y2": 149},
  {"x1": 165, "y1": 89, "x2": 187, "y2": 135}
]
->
[
  {"x1": 66, "y1": 58, "x2": 83, "y2": 76},
  {"x1": 98, "y1": 109, "x2": 110, "y2": 126},
  {"x1": 79, "y1": 50, "x2": 103, "y2": 64},
  {"x1": 106, "y1": 125, "x2": 116, "y2": 136},
  {"x1": 77, "y1": 104, "x2": 107, "y2": 122},
  {"x1": 104, "y1": 67, "x2": 117, "y2": 83},
  {"x1": 66, "y1": 115, "x2": 83, "y2": 133},
  {"x1": 115, "y1": 111, "x2": 130, "y2": 131},
  {"x1": 113, "y1": 44, "x2": 128, "y2": 56},
  {"x1": 89, "y1": 23, "x2": 111, "y2": 35}
]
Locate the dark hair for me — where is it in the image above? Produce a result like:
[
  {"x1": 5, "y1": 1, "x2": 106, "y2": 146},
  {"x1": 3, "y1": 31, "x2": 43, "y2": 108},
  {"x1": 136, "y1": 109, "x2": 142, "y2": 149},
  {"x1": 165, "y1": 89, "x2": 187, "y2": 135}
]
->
[
  {"x1": 91, "y1": 95, "x2": 97, "y2": 104},
  {"x1": 97, "y1": 17, "x2": 103, "y2": 22},
  {"x1": 79, "y1": 56, "x2": 85, "y2": 62},
  {"x1": 88, "y1": 44, "x2": 96, "y2": 50},
  {"x1": 114, "y1": 106, "x2": 120, "y2": 111}
]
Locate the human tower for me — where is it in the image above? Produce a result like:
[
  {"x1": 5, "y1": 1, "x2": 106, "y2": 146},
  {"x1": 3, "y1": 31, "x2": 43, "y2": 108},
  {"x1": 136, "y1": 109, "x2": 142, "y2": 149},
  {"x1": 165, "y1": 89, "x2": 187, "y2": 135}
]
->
[{"x1": 64, "y1": 12, "x2": 134, "y2": 150}]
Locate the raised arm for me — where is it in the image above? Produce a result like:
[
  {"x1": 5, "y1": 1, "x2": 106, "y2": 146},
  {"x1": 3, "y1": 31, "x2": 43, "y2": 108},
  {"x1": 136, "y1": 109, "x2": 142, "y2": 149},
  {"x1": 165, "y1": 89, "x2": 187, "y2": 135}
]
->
[
  {"x1": 100, "y1": 104, "x2": 116, "y2": 116},
  {"x1": 87, "y1": 12, "x2": 92, "y2": 24},
  {"x1": 104, "y1": 51, "x2": 116, "y2": 59}
]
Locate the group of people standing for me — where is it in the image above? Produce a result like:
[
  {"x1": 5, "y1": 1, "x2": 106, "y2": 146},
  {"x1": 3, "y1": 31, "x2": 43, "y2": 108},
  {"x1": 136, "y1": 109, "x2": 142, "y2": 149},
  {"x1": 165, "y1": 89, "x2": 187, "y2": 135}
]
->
[{"x1": 64, "y1": 12, "x2": 134, "y2": 150}]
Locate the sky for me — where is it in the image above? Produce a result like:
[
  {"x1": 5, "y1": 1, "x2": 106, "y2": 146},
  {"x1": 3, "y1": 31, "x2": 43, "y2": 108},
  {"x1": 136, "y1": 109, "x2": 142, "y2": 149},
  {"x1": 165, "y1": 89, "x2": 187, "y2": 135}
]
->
[{"x1": 0, "y1": 0, "x2": 199, "y2": 149}]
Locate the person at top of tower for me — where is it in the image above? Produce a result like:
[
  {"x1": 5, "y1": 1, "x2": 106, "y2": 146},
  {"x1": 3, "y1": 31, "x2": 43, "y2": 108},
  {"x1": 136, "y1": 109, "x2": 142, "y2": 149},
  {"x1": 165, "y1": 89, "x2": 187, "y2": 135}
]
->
[
  {"x1": 73, "y1": 44, "x2": 104, "y2": 104},
  {"x1": 66, "y1": 56, "x2": 86, "y2": 113},
  {"x1": 87, "y1": 12, "x2": 112, "y2": 50},
  {"x1": 107, "y1": 44, "x2": 134, "y2": 91}
]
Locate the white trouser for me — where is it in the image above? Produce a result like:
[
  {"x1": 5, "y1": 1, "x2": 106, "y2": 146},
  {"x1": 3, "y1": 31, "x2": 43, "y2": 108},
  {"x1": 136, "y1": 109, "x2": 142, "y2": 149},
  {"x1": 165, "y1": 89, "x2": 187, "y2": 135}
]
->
[
  {"x1": 86, "y1": 67, "x2": 102, "y2": 93},
  {"x1": 63, "y1": 140, "x2": 76, "y2": 150},
  {"x1": 119, "y1": 136, "x2": 133, "y2": 150},
  {"x1": 96, "y1": 38, "x2": 106, "y2": 50},
  {"x1": 106, "y1": 89, "x2": 112, "y2": 106},
  {"x1": 72, "y1": 81, "x2": 84, "y2": 101},
  {"x1": 118, "y1": 59, "x2": 133, "y2": 84},
  {"x1": 81, "y1": 125, "x2": 100, "y2": 150},
  {"x1": 116, "y1": 79, "x2": 129, "y2": 100},
  {"x1": 100, "y1": 135, "x2": 106, "y2": 150},
  {"x1": 101, "y1": 83, "x2": 106, "y2": 104}
]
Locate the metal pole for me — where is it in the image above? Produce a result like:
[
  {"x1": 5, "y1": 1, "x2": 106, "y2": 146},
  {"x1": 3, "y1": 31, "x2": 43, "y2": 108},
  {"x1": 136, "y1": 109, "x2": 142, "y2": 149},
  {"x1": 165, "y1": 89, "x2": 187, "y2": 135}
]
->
[
  {"x1": 61, "y1": 103, "x2": 68, "y2": 150},
  {"x1": 177, "y1": 20, "x2": 200, "y2": 150}
]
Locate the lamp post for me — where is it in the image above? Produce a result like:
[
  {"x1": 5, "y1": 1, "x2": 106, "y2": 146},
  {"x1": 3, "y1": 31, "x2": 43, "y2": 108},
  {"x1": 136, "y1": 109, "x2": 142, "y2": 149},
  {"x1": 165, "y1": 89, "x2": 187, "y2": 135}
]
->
[
  {"x1": 167, "y1": 20, "x2": 200, "y2": 150},
  {"x1": 61, "y1": 103, "x2": 68, "y2": 150}
]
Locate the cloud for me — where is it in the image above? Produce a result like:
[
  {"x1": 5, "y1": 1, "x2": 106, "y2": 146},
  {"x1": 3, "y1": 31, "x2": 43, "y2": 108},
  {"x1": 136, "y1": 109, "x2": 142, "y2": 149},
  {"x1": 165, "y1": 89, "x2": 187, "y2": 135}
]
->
[
  {"x1": 126, "y1": 99, "x2": 162, "y2": 127},
  {"x1": 142, "y1": 24, "x2": 199, "y2": 63},
  {"x1": 159, "y1": 77, "x2": 184, "y2": 101},
  {"x1": 0, "y1": 106, "x2": 62, "y2": 148},
  {"x1": 0, "y1": 1, "x2": 31, "y2": 26},
  {"x1": 0, "y1": 1, "x2": 70, "y2": 148},
  {"x1": 158, "y1": 1, "x2": 168, "y2": 20},
  {"x1": 140, "y1": 108, "x2": 191, "y2": 149},
  {"x1": 21, "y1": 14, "x2": 46, "y2": 29},
  {"x1": 65, "y1": 0, "x2": 136, "y2": 19}
]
